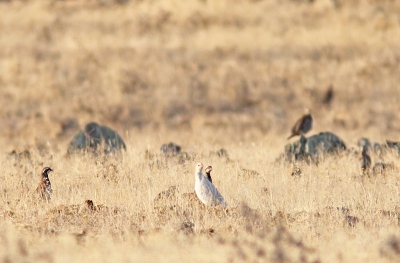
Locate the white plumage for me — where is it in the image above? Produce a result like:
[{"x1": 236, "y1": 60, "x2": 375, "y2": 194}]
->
[{"x1": 194, "y1": 163, "x2": 227, "y2": 207}]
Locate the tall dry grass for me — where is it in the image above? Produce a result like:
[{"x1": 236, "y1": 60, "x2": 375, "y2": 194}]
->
[{"x1": 1, "y1": 0, "x2": 400, "y2": 262}]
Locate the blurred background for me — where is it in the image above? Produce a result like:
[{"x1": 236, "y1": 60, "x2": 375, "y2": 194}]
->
[{"x1": 1, "y1": 0, "x2": 399, "y2": 151}]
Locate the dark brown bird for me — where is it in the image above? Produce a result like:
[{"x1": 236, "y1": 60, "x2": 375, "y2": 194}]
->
[
  {"x1": 322, "y1": 86, "x2": 334, "y2": 107},
  {"x1": 360, "y1": 147, "x2": 371, "y2": 172},
  {"x1": 205, "y1": 166, "x2": 213, "y2": 183},
  {"x1": 287, "y1": 111, "x2": 313, "y2": 140},
  {"x1": 36, "y1": 167, "x2": 53, "y2": 200}
]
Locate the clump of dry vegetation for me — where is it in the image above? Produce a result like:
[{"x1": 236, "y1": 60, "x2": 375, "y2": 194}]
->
[{"x1": 1, "y1": 0, "x2": 400, "y2": 262}]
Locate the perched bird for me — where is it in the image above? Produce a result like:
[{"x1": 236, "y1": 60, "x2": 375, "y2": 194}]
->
[
  {"x1": 204, "y1": 166, "x2": 213, "y2": 183},
  {"x1": 36, "y1": 167, "x2": 53, "y2": 200},
  {"x1": 194, "y1": 163, "x2": 227, "y2": 207},
  {"x1": 287, "y1": 110, "x2": 313, "y2": 140},
  {"x1": 360, "y1": 146, "x2": 371, "y2": 172}
]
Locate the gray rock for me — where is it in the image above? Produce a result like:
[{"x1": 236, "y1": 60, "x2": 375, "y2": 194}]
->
[
  {"x1": 160, "y1": 142, "x2": 181, "y2": 157},
  {"x1": 282, "y1": 132, "x2": 346, "y2": 163},
  {"x1": 68, "y1": 122, "x2": 126, "y2": 155},
  {"x1": 386, "y1": 140, "x2": 400, "y2": 154}
]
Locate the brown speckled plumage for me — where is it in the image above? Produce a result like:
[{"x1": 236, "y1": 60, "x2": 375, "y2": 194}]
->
[{"x1": 36, "y1": 167, "x2": 53, "y2": 200}]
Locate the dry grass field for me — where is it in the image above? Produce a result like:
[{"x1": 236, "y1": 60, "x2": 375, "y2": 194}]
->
[{"x1": 1, "y1": 0, "x2": 400, "y2": 262}]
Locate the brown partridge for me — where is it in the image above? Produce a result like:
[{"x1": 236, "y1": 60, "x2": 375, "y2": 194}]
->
[
  {"x1": 323, "y1": 86, "x2": 334, "y2": 107},
  {"x1": 287, "y1": 111, "x2": 313, "y2": 140},
  {"x1": 360, "y1": 147, "x2": 371, "y2": 173},
  {"x1": 205, "y1": 166, "x2": 213, "y2": 183},
  {"x1": 36, "y1": 167, "x2": 53, "y2": 201}
]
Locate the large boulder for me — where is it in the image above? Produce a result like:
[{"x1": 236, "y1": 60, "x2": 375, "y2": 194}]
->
[
  {"x1": 159, "y1": 142, "x2": 181, "y2": 158},
  {"x1": 282, "y1": 132, "x2": 346, "y2": 163},
  {"x1": 68, "y1": 122, "x2": 126, "y2": 155}
]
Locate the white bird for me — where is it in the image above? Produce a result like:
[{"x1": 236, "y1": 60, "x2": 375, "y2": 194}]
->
[{"x1": 194, "y1": 163, "x2": 227, "y2": 207}]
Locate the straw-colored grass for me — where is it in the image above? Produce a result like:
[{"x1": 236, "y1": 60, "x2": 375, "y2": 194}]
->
[{"x1": 1, "y1": 0, "x2": 400, "y2": 262}]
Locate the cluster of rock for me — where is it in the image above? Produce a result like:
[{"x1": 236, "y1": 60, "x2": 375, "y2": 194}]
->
[
  {"x1": 281, "y1": 132, "x2": 347, "y2": 163},
  {"x1": 356, "y1": 137, "x2": 398, "y2": 175},
  {"x1": 143, "y1": 141, "x2": 230, "y2": 168},
  {"x1": 280, "y1": 131, "x2": 398, "y2": 176},
  {"x1": 66, "y1": 122, "x2": 398, "y2": 178},
  {"x1": 358, "y1": 137, "x2": 400, "y2": 156}
]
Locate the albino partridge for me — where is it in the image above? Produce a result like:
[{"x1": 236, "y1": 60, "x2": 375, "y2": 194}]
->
[
  {"x1": 36, "y1": 167, "x2": 53, "y2": 200},
  {"x1": 287, "y1": 111, "x2": 313, "y2": 140},
  {"x1": 194, "y1": 163, "x2": 227, "y2": 207},
  {"x1": 205, "y1": 166, "x2": 213, "y2": 183}
]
